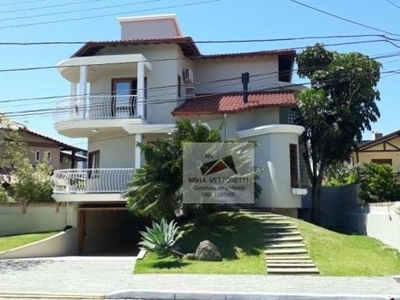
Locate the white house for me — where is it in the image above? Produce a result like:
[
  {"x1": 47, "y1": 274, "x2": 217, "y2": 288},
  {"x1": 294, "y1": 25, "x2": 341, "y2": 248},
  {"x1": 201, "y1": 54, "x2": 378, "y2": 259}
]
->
[{"x1": 51, "y1": 14, "x2": 306, "y2": 255}]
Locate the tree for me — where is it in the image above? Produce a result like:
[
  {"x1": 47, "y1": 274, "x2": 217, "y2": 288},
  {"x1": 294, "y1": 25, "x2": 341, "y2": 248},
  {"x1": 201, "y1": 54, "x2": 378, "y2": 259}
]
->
[
  {"x1": 127, "y1": 119, "x2": 261, "y2": 225},
  {"x1": 127, "y1": 119, "x2": 221, "y2": 221},
  {"x1": 0, "y1": 114, "x2": 28, "y2": 170},
  {"x1": 295, "y1": 43, "x2": 381, "y2": 225}
]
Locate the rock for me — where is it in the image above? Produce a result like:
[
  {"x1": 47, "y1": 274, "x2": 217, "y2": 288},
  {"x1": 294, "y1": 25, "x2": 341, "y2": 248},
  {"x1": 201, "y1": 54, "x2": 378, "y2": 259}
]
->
[
  {"x1": 195, "y1": 240, "x2": 222, "y2": 261},
  {"x1": 183, "y1": 253, "x2": 196, "y2": 260}
]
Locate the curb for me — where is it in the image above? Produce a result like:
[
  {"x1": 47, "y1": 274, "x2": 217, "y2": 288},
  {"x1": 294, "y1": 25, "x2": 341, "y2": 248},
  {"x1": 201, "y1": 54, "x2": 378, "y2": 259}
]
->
[
  {"x1": 106, "y1": 291, "x2": 400, "y2": 300},
  {"x1": 0, "y1": 292, "x2": 105, "y2": 299}
]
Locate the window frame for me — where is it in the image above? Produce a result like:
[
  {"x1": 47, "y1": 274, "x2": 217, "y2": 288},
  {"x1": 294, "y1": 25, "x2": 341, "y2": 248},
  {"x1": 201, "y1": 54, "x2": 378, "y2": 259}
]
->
[{"x1": 35, "y1": 150, "x2": 41, "y2": 162}]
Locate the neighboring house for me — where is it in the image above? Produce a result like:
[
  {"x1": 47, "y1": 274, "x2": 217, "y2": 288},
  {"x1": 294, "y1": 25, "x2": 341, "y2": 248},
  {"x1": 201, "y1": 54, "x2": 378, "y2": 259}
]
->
[
  {"x1": 51, "y1": 14, "x2": 307, "y2": 255},
  {"x1": 19, "y1": 129, "x2": 87, "y2": 170},
  {"x1": 351, "y1": 130, "x2": 400, "y2": 172}
]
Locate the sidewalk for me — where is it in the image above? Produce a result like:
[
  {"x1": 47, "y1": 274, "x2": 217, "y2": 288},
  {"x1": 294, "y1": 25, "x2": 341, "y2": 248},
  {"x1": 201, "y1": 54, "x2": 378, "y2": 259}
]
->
[{"x1": 0, "y1": 257, "x2": 400, "y2": 299}]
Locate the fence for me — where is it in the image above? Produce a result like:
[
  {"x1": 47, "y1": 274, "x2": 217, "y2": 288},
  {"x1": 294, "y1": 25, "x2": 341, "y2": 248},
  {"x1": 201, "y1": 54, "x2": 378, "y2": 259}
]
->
[
  {"x1": 299, "y1": 185, "x2": 400, "y2": 251},
  {"x1": 0, "y1": 202, "x2": 73, "y2": 236}
]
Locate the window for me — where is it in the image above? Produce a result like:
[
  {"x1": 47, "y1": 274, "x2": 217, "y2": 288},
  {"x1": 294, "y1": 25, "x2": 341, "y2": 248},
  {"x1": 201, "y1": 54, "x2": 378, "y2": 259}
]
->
[
  {"x1": 44, "y1": 151, "x2": 52, "y2": 163},
  {"x1": 289, "y1": 144, "x2": 298, "y2": 187},
  {"x1": 88, "y1": 150, "x2": 100, "y2": 169},
  {"x1": 88, "y1": 150, "x2": 100, "y2": 179},
  {"x1": 35, "y1": 150, "x2": 41, "y2": 162},
  {"x1": 177, "y1": 75, "x2": 181, "y2": 98},
  {"x1": 371, "y1": 159, "x2": 392, "y2": 165},
  {"x1": 111, "y1": 78, "x2": 137, "y2": 118}
]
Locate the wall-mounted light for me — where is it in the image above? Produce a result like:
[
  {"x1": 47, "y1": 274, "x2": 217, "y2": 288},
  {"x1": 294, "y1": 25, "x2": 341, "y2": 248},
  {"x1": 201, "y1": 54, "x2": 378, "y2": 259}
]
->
[{"x1": 92, "y1": 129, "x2": 99, "y2": 133}]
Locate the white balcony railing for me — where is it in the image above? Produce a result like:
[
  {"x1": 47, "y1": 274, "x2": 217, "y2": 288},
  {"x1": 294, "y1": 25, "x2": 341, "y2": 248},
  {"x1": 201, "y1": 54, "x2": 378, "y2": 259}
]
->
[
  {"x1": 51, "y1": 168, "x2": 135, "y2": 194},
  {"x1": 54, "y1": 95, "x2": 146, "y2": 122}
]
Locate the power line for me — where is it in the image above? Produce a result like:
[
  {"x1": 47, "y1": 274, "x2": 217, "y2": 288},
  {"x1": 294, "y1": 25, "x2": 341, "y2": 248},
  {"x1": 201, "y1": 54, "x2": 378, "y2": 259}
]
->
[
  {"x1": 1, "y1": 0, "x2": 48, "y2": 8},
  {"x1": 0, "y1": 34, "x2": 385, "y2": 45},
  {"x1": 289, "y1": 0, "x2": 400, "y2": 37},
  {"x1": 384, "y1": 0, "x2": 400, "y2": 10},
  {"x1": 0, "y1": 0, "x2": 161, "y2": 22},
  {"x1": 0, "y1": 0, "x2": 219, "y2": 30},
  {"x1": 5, "y1": 68, "x2": 397, "y2": 119},
  {"x1": 1, "y1": 46, "x2": 399, "y2": 107},
  {"x1": 0, "y1": 0, "x2": 106, "y2": 15},
  {"x1": 0, "y1": 39, "x2": 391, "y2": 74}
]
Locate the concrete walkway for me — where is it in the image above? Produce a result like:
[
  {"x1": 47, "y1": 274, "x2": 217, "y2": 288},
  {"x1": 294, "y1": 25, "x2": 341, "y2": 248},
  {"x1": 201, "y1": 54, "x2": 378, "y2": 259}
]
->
[{"x1": 0, "y1": 257, "x2": 400, "y2": 299}]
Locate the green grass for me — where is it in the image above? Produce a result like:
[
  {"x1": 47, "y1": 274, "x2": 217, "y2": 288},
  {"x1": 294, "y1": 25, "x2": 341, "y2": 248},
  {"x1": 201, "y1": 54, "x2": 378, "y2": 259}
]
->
[
  {"x1": 0, "y1": 231, "x2": 59, "y2": 252},
  {"x1": 291, "y1": 218, "x2": 400, "y2": 276},
  {"x1": 135, "y1": 212, "x2": 266, "y2": 274}
]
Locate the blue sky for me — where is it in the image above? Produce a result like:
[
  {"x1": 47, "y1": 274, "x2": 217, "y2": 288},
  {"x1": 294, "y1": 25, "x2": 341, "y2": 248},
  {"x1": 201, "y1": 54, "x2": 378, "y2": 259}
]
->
[{"x1": 1, "y1": 0, "x2": 400, "y2": 149}]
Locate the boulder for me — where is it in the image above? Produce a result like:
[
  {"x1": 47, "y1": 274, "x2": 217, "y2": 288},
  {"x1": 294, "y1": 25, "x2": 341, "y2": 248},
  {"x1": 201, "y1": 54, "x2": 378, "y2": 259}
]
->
[{"x1": 195, "y1": 240, "x2": 222, "y2": 261}]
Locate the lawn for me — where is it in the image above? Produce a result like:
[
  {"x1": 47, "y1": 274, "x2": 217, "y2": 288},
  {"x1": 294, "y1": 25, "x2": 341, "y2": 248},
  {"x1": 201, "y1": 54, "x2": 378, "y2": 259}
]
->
[
  {"x1": 292, "y1": 218, "x2": 400, "y2": 276},
  {"x1": 135, "y1": 212, "x2": 266, "y2": 274},
  {"x1": 0, "y1": 231, "x2": 59, "y2": 252}
]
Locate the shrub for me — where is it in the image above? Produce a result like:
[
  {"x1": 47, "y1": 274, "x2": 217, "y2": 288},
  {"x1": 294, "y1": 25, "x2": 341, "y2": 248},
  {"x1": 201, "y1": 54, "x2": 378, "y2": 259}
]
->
[
  {"x1": 0, "y1": 185, "x2": 13, "y2": 202},
  {"x1": 12, "y1": 159, "x2": 53, "y2": 202},
  {"x1": 138, "y1": 218, "x2": 184, "y2": 257},
  {"x1": 359, "y1": 162, "x2": 400, "y2": 202}
]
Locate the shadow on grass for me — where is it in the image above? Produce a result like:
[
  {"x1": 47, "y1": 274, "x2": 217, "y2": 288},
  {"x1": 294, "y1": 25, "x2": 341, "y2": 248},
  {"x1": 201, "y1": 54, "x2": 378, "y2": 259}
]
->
[
  {"x1": 151, "y1": 260, "x2": 190, "y2": 269},
  {"x1": 178, "y1": 212, "x2": 264, "y2": 260}
]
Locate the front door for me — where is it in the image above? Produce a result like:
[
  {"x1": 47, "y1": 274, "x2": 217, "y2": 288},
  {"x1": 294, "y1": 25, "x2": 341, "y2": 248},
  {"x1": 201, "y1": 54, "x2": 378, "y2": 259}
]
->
[{"x1": 111, "y1": 78, "x2": 137, "y2": 118}]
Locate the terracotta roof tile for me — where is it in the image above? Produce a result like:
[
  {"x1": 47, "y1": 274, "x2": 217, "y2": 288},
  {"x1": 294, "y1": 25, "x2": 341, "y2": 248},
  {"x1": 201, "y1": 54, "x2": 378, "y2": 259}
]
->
[{"x1": 172, "y1": 91, "x2": 296, "y2": 116}]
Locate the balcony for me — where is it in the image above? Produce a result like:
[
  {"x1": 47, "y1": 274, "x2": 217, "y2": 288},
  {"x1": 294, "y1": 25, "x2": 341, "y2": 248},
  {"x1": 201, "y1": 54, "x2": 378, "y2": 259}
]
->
[
  {"x1": 54, "y1": 95, "x2": 147, "y2": 137},
  {"x1": 51, "y1": 168, "x2": 134, "y2": 202}
]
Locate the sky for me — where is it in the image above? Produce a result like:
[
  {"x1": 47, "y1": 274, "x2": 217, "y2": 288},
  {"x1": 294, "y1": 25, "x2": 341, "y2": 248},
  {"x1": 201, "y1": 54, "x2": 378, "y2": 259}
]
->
[{"x1": 1, "y1": 0, "x2": 400, "y2": 149}]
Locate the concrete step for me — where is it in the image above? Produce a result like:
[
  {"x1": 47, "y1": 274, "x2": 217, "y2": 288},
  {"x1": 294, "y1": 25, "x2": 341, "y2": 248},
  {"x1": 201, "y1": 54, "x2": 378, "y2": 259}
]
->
[
  {"x1": 263, "y1": 231, "x2": 301, "y2": 237},
  {"x1": 265, "y1": 255, "x2": 311, "y2": 260},
  {"x1": 265, "y1": 248, "x2": 308, "y2": 255},
  {"x1": 266, "y1": 243, "x2": 306, "y2": 248},
  {"x1": 267, "y1": 263, "x2": 316, "y2": 268},
  {"x1": 260, "y1": 220, "x2": 294, "y2": 225},
  {"x1": 257, "y1": 215, "x2": 287, "y2": 219},
  {"x1": 262, "y1": 225, "x2": 298, "y2": 230},
  {"x1": 264, "y1": 236, "x2": 303, "y2": 242},
  {"x1": 267, "y1": 267, "x2": 319, "y2": 275},
  {"x1": 266, "y1": 259, "x2": 315, "y2": 266}
]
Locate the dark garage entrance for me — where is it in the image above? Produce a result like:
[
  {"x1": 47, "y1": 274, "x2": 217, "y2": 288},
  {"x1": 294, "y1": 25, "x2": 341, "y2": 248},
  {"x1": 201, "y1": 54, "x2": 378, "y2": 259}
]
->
[{"x1": 77, "y1": 203, "x2": 149, "y2": 256}]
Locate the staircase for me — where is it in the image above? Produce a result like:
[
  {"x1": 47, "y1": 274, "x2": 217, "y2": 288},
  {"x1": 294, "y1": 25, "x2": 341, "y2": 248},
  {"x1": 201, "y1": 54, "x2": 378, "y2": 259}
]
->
[{"x1": 240, "y1": 209, "x2": 319, "y2": 275}]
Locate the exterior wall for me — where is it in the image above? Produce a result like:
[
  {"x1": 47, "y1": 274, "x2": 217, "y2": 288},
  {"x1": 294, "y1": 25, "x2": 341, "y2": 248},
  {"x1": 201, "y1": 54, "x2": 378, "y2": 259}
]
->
[
  {"x1": 0, "y1": 203, "x2": 74, "y2": 236},
  {"x1": 120, "y1": 19, "x2": 180, "y2": 40},
  {"x1": 192, "y1": 56, "x2": 279, "y2": 94},
  {"x1": 177, "y1": 108, "x2": 281, "y2": 140},
  {"x1": 19, "y1": 131, "x2": 61, "y2": 170},
  {"x1": 88, "y1": 132, "x2": 136, "y2": 169},
  {"x1": 301, "y1": 186, "x2": 400, "y2": 251},
  {"x1": 345, "y1": 202, "x2": 400, "y2": 251},
  {"x1": 353, "y1": 151, "x2": 400, "y2": 171},
  {"x1": 0, "y1": 228, "x2": 78, "y2": 259},
  {"x1": 93, "y1": 44, "x2": 180, "y2": 124},
  {"x1": 351, "y1": 137, "x2": 400, "y2": 171},
  {"x1": 252, "y1": 132, "x2": 302, "y2": 208}
]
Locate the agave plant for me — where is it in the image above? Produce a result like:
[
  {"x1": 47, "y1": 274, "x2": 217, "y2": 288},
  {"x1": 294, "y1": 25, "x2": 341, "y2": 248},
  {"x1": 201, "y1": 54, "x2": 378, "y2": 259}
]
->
[{"x1": 138, "y1": 218, "x2": 184, "y2": 257}]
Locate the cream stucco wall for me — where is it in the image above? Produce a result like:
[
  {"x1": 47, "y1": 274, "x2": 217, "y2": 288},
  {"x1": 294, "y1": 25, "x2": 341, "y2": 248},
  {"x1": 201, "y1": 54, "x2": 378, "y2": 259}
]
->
[
  {"x1": 88, "y1": 131, "x2": 136, "y2": 169},
  {"x1": 238, "y1": 125, "x2": 305, "y2": 209},
  {"x1": 177, "y1": 107, "x2": 282, "y2": 140},
  {"x1": 192, "y1": 56, "x2": 279, "y2": 94},
  {"x1": 120, "y1": 18, "x2": 180, "y2": 40},
  {"x1": 94, "y1": 44, "x2": 180, "y2": 124},
  {"x1": 0, "y1": 228, "x2": 78, "y2": 259},
  {"x1": 0, "y1": 203, "x2": 75, "y2": 236}
]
